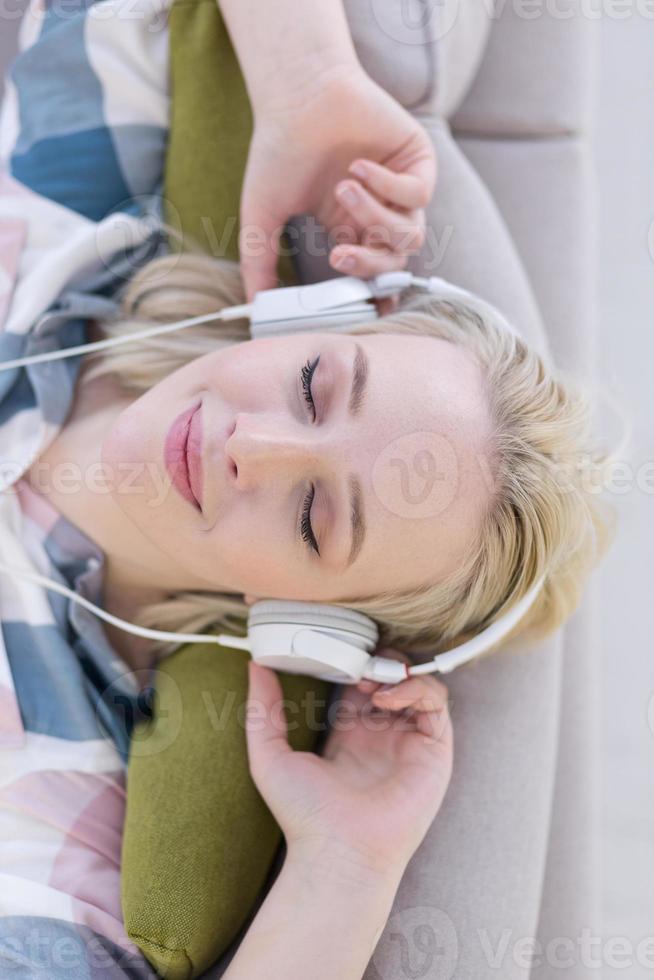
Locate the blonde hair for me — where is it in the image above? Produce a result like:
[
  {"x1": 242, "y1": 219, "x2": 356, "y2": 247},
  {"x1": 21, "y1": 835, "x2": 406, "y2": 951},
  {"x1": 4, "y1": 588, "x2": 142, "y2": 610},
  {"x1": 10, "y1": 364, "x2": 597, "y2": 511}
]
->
[{"x1": 84, "y1": 254, "x2": 613, "y2": 658}]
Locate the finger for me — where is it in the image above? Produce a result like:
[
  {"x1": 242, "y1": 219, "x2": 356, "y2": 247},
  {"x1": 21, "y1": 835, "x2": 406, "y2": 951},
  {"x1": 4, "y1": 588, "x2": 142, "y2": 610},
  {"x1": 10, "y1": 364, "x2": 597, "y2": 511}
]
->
[
  {"x1": 330, "y1": 223, "x2": 359, "y2": 248},
  {"x1": 330, "y1": 243, "x2": 408, "y2": 279},
  {"x1": 245, "y1": 660, "x2": 292, "y2": 777},
  {"x1": 334, "y1": 180, "x2": 426, "y2": 254},
  {"x1": 372, "y1": 675, "x2": 448, "y2": 713},
  {"x1": 238, "y1": 229, "x2": 282, "y2": 303},
  {"x1": 238, "y1": 251, "x2": 281, "y2": 304},
  {"x1": 361, "y1": 211, "x2": 425, "y2": 256},
  {"x1": 355, "y1": 648, "x2": 412, "y2": 695},
  {"x1": 356, "y1": 678, "x2": 378, "y2": 694},
  {"x1": 415, "y1": 694, "x2": 452, "y2": 747},
  {"x1": 239, "y1": 189, "x2": 284, "y2": 302},
  {"x1": 376, "y1": 295, "x2": 400, "y2": 317},
  {"x1": 379, "y1": 137, "x2": 438, "y2": 204},
  {"x1": 349, "y1": 158, "x2": 434, "y2": 210},
  {"x1": 325, "y1": 680, "x2": 380, "y2": 738}
]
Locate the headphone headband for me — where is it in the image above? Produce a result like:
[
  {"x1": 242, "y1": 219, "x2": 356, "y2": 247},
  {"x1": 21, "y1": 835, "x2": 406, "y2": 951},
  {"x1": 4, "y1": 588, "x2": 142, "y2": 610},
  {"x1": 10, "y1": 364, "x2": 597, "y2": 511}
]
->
[
  {"x1": 237, "y1": 575, "x2": 545, "y2": 684},
  {"x1": 0, "y1": 272, "x2": 517, "y2": 373},
  {"x1": 248, "y1": 272, "x2": 517, "y2": 339}
]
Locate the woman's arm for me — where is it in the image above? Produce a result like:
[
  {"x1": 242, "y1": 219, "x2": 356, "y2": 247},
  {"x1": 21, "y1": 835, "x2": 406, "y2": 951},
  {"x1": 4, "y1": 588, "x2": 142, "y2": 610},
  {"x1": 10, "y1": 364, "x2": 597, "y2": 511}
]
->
[
  {"x1": 223, "y1": 840, "x2": 404, "y2": 980},
  {"x1": 216, "y1": 0, "x2": 359, "y2": 112},
  {"x1": 215, "y1": 0, "x2": 437, "y2": 299},
  {"x1": 220, "y1": 660, "x2": 453, "y2": 980}
]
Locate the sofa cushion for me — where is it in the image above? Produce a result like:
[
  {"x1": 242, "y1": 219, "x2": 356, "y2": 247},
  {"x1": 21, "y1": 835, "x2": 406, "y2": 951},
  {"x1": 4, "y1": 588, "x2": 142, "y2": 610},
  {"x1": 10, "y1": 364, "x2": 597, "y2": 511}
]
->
[
  {"x1": 343, "y1": 0, "x2": 492, "y2": 118},
  {"x1": 451, "y1": 0, "x2": 597, "y2": 137},
  {"x1": 121, "y1": 642, "x2": 332, "y2": 979}
]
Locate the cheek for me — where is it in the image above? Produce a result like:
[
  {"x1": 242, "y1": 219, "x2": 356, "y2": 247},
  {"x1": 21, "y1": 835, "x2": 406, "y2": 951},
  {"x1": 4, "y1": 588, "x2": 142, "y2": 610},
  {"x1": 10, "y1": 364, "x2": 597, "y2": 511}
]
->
[
  {"x1": 211, "y1": 352, "x2": 278, "y2": 409},
  {"x1": 207, "y1": 506, "x2": 298, "y2": 596},
  {"x1": 101, "y1": 397, "x2": 160, "y2": 501}
]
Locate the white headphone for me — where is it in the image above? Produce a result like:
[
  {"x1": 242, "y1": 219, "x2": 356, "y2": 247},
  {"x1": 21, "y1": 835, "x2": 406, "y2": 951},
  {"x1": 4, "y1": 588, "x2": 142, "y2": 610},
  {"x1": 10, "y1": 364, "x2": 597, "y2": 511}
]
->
[{"x1": 0, "y1": 272, "x2": 545, "y2": 684}]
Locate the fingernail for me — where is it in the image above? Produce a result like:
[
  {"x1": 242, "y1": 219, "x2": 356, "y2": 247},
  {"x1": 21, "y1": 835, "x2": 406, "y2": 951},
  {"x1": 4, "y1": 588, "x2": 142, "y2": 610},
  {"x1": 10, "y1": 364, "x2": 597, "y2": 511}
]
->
[
  {"x1": 349, "y1": 161, "x2": 367, "y2": 180},
  {"x1": 375, "y1": 685, "x2": 394, "y2": 696},
  {"x1": 337, "y1": 183, "x2": 359, "y2": 207},
  {"x1": 333, "y1": 253, "x2": 355, "y2": 271}
]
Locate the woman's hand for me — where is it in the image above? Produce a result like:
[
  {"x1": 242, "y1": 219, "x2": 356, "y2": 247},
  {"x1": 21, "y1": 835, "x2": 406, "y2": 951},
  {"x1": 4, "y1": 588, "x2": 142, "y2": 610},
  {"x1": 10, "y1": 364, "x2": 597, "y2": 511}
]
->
[
  {"x1": 245, "y1": 653, "x2": 452, "y2": 878},
  {"x1": 239, "y1": 65, "x2": 437, "y2": 300}
]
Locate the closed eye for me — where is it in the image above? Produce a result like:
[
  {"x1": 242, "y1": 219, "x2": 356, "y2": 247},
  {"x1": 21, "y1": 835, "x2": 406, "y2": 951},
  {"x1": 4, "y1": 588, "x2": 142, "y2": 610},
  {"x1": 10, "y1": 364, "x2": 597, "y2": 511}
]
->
[
  {"x1": 298, "y1": 354, "x2": 321, "y2": 555},
  {"x1": 300, "y1": 484, "x2": 320, "y2": 555},
  {"x1": 300, "y1": 355, "x2": 320, "y2": 421}
]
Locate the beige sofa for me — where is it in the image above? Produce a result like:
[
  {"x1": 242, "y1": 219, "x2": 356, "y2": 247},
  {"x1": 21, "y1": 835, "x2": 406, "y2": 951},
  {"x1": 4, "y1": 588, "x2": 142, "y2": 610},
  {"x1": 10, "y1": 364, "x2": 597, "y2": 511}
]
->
[
  {"x1": 0, "y1": 2, "x2": 601, "y2": 977},
  {"x1": 287, "y1": 5, "x2": 601, "y2": 979}
]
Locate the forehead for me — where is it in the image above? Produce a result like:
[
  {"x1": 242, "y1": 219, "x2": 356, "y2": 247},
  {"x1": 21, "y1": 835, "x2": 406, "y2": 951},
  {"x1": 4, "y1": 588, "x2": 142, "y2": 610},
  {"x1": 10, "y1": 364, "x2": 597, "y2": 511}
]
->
[
  {"x1": 359, "y1": 331, "x2": 487, "y2": 427},
  {"x1": 332, "y1": 331, "x2": 494, "y2": 599}
]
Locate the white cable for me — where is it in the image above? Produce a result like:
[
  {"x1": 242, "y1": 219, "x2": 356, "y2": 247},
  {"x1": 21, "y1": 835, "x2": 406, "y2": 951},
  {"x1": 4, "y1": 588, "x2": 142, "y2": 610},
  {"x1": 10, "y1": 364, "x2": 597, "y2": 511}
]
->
[
  {"x1": 0, "y1": 555, "x2": 545, "y2": 678},
  {"x1": 0, "y1": 272, "x2": 465, "y2": 373},
  {"x1": 0, "y1": 273, "x2": 534, "y2": 678},
  {"x1": 0, "y1": 304, "x2": 252, "y2": 372},
  {"x1": 0, "y1": 559, "x2": 249, "y2": 652},
  {"x1": 0, "y1": 273, "x2": 487, "y2": 374}
]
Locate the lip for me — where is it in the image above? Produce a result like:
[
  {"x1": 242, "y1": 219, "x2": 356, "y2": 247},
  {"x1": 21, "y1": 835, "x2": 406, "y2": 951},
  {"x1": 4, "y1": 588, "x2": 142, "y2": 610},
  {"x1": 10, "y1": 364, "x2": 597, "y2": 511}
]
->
[{"x1": 164, "y1": 402, "x2": 203, "y2": 511}]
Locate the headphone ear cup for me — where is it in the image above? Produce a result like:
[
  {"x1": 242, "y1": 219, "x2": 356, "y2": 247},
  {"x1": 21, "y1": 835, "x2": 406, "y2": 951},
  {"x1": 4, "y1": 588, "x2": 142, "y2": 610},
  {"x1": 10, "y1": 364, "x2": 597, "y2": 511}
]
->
[
  {"x1": 247, "y1": 599, "x2": 378, "y2": 649},
  {"x1": 245, "y1": 600, "x2": 379, "y2": 683}
]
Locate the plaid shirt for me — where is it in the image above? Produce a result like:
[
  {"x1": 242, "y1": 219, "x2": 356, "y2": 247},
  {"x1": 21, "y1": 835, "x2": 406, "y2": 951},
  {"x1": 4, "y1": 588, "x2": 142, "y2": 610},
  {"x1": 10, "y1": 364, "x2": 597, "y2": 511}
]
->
[{"x1": 0, "y1": 1, "x2": 173, "y2": 974}]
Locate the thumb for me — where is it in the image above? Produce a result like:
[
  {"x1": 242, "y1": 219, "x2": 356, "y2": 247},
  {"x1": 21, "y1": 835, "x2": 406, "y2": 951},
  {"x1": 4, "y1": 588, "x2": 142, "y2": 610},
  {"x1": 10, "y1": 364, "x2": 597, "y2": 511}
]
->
[
  {"x1": 239, "y1": 188, "x2": 285, "y2": 303},
  {"x1": 245, "y1": 660, "x2": 292, "y2": 778}
]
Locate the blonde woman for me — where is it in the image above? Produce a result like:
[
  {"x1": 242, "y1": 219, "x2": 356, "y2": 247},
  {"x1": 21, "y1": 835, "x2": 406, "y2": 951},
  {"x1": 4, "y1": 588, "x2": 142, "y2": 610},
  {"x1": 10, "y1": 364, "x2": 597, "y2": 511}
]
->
[
  {"x1": 0, "y1": 0, "x2": 609, "y2": 976},
  {"x1": 54, "y1": 253, "x2": 607, "y2": 672},
  {"x1": 22, "y1": 250, "x2": 608, "y2": 978}
]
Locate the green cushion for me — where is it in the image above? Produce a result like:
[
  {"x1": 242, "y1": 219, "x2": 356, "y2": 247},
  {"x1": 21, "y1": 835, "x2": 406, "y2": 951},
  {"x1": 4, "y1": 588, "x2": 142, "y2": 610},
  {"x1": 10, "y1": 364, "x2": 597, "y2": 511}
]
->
[
  {"x1": 164, "y1": 0, "x2": 295, "y2": 283},
  {"x1": 122, "y1": 4, "x2": 326, "y2": 975},
  {"x1": 122, "y1": 643, "x2": 331, "y2": 979},
  {"x1": 164, "y1": 0, "x2": 251, "y2": 263}
]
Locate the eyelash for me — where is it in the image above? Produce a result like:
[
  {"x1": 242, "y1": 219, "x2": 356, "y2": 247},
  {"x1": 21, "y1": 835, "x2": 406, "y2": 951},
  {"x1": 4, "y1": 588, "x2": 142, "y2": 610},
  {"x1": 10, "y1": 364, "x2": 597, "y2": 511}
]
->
[
  {"x1": 300, "y1": 355, "x2": 320, "y2": 422},
  {"x1": 299, "y1": 355, "x2": 321, "y2": 556},
  {"x1": 300, "y1": 484, "x2": 320, "y2": 556}
]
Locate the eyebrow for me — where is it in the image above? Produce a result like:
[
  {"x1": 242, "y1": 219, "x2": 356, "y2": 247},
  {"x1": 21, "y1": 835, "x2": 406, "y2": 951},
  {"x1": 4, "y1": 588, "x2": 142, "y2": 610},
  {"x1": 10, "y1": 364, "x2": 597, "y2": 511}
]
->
[
  {"x1": 348, "y1": 342, "x2": 369, "y2": 416},
  {"x1": 345, "y1": 344, "x2": 369, "y2": 568},
  {"x1": 346, "y1": 475, "x2": 365, "y2": 569}
]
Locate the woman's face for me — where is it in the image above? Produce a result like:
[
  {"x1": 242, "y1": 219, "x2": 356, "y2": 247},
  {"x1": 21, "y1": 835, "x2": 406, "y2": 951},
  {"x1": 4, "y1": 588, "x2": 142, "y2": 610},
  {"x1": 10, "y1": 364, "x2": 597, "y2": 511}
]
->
[{"x1": 101, "y1": 331, "x2": 493, "y2": 604}]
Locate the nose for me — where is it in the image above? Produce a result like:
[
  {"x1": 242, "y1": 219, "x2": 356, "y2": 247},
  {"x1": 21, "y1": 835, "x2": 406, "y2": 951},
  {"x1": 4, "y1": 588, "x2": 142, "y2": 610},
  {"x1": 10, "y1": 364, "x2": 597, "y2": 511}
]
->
[{"x1": 226, "y1": 412, "x2": 333, "y2": 489}]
